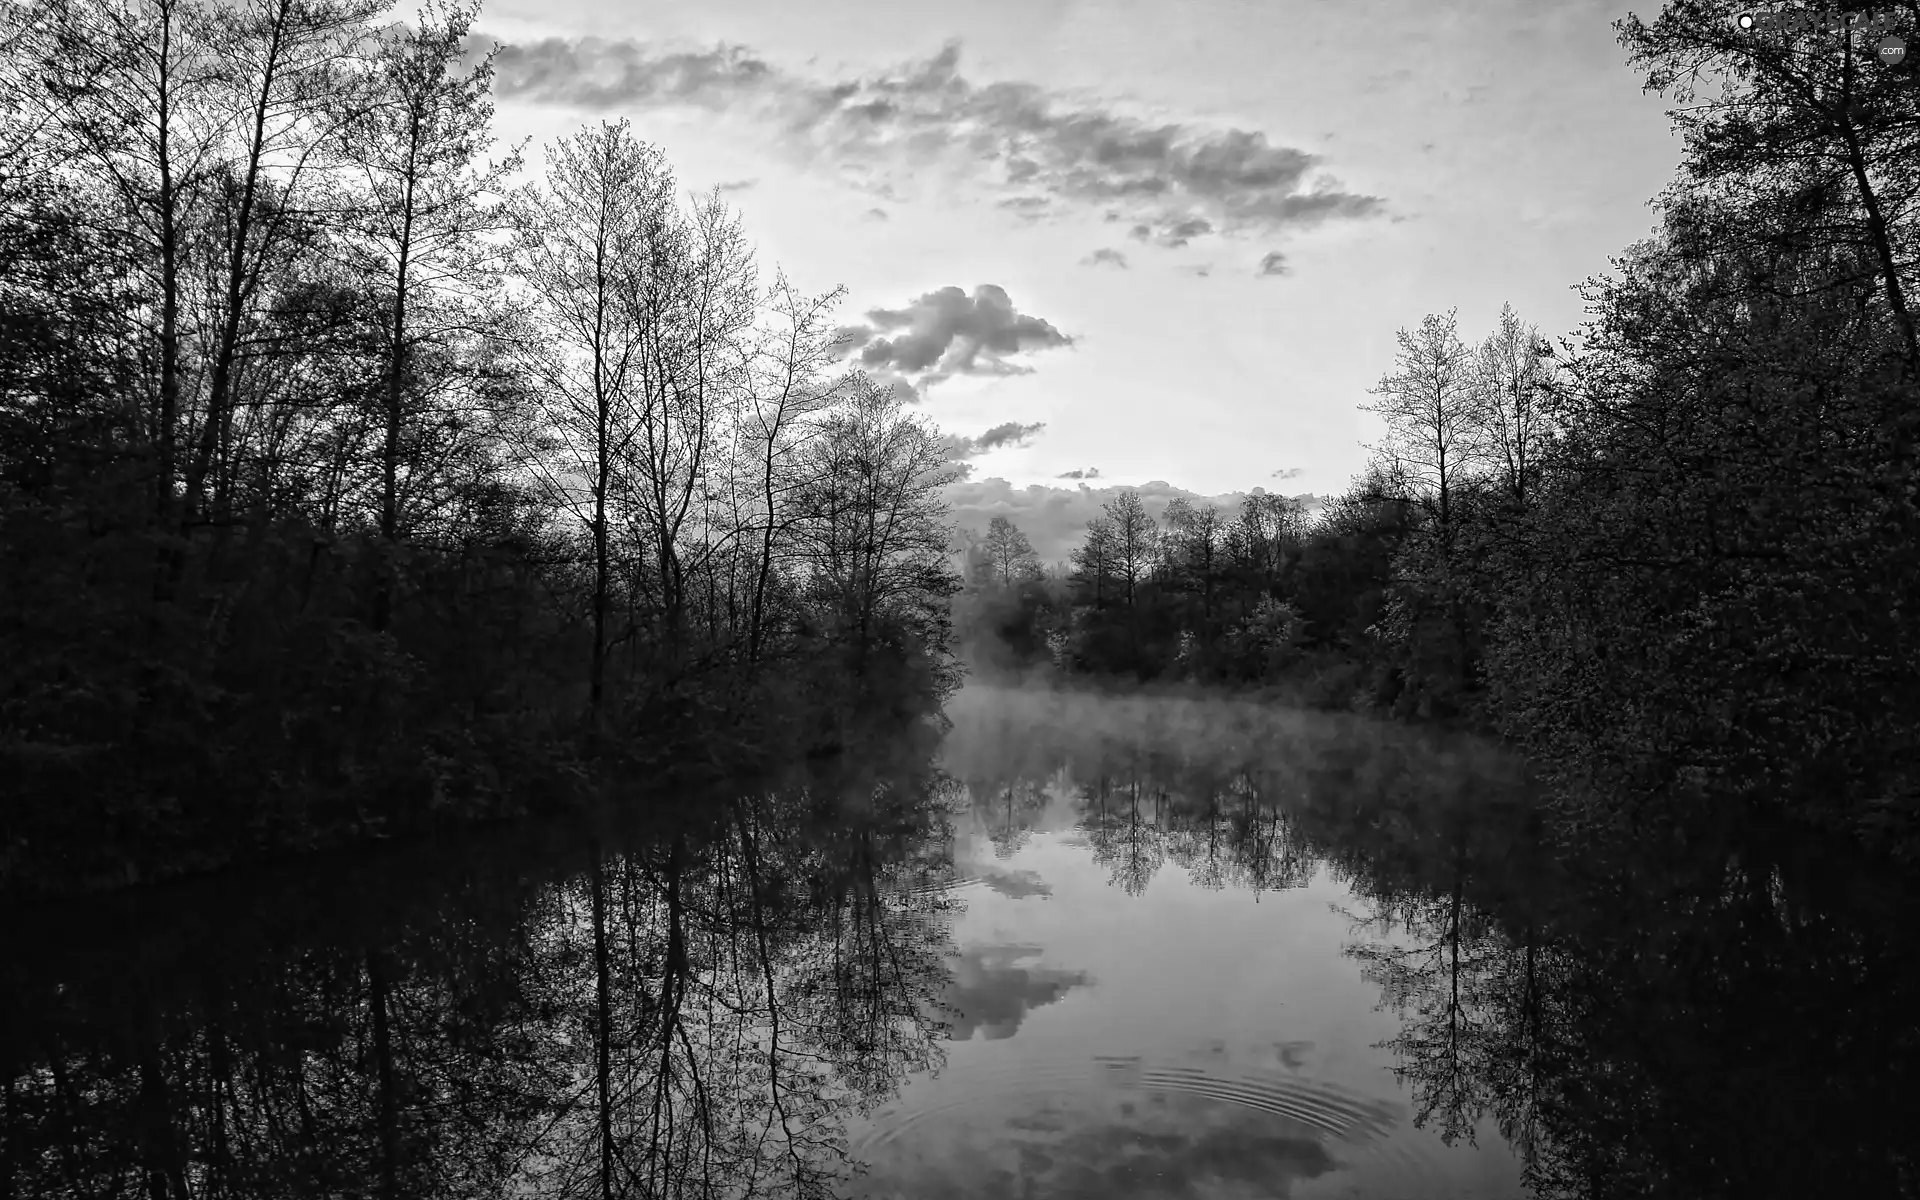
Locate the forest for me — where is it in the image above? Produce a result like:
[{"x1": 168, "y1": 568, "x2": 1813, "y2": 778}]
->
[
  {"x1": 4, "y1": 3, "x2": 1919, "y2": 1195},
  {"x1": 0, "y1": 0, "x2": 963, "y2": 896},
  {"x1": 3, "y1": 0, "x2": 1918, "y2": 906},
  {"x1": 951, "y1": 1, "x2": 1920, "y2": 859}
]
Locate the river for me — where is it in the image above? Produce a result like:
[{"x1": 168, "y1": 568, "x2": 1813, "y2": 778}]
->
[{"x1": 2, "y1": 684, "x2": 1915, "y2": 1199}]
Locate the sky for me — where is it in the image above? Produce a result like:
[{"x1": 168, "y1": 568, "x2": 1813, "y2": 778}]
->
[{"x1": 471, "y1": 0, "x2": 1684, "y2": 563}]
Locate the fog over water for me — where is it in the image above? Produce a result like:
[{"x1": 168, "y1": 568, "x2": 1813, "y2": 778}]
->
[{"x1": 849, "y1": 685, "x2": 1535, "y2": 1199}]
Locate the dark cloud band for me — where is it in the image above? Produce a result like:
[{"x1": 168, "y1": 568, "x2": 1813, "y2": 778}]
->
[{"x1": 485, "y1": 36, "x2": 1386, "y2": 242}]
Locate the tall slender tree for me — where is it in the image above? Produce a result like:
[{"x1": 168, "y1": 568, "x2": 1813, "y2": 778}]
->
[
  {"x1": 511, "y1": 118, "x2": 674, "y2": 718},
  {"x1": 1471, "y1": 302, "x2": 1552, "y2": 510},
  {"x1": 328, "y1": 0, "x2": 521, "y2": 627},
  {"x1": 738, "y1": 276, "x2": 848, "y2": 664},
  {"x1": 628, "y1": 187, "x2": 757, "y2": 662},
  {"x1": 178, "y1": 0, "x2": 386, "y2": 530},
  {"x1": 30, "y1": 0, "x2": 228, "y2": 526}
]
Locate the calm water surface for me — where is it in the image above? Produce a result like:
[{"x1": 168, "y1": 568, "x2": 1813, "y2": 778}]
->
[{"x1": 3, "y1": 685, "x2": 1916, "y2": 1199}]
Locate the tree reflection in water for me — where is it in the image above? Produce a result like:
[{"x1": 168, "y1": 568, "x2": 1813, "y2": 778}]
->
[
  {"x1": 8, "y1": 687, "x2": 1920, "y2": 1199},
  {"x1": 934, "y1": 686, "x2": 1920, "y2": 1200},
  {"x1": 0, "y1": 725, "x2": 958, "y2": 1200},
  {"x1": 1332, "y1": 793, "x2": 1920, "y2": 1200}
]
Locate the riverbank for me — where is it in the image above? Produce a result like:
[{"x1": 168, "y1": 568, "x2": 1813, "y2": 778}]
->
[{"x1": 0, "y1": 646, "x2": 955, "y2": 904}]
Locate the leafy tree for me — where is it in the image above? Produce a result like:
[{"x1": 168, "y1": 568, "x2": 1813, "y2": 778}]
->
[
  {"x1": 1463, "y1": 2, "x2": 1920, "y2": 837},
  {"x1": 1484, "y1": 194, "x2": 1920, "y2": 819}
]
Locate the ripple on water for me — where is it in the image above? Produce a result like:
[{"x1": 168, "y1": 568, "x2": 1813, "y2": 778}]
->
[
  {"x1": 904, "y1": 874, "x2": 986, "y2": 897},
  {"x1": 845, "y1": 1046, "x2": 1501, "y2": 1199},
  {"x1": 851, "y1": 1052, "x2": 1393, "y2": 1153}
]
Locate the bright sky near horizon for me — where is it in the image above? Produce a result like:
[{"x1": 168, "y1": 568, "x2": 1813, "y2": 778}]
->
[{"x1": 473, "y1": 0, "x2": 1683, "y2": 561}]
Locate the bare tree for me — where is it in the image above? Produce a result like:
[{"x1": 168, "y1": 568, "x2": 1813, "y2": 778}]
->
[
  {"x1": 1360, "y1": 308, "x2": 1487, "y2": 558},
  {"x1": 328, "y1": 0, "x2": 521, "y2": 626},
  {"x1": 735, "y1": 275, "x2": 846, "y2": 664},
  {"x1": 511, "y1": 118, "x2": 674, "y2": 717},
  {"x1": 1225, "y1": 492, "x2": 1302, "y2": 598},
  {"x1": 1161, "y1": 498, "x2": 1224, "y2": 618},
  {"x1": 979, "y1": 515, "x2": 1041, "y2": 585},
  {"x1": 1101, "y1": 490, "x2": 1157, "y2": 610},
  {"x1": 30, "y1": 0, "x2": 230, "y2": 524},
  {"x1": 1070, "y1": 516, "x2": 1118, "y2": 609},
  {"x1": 177, "y1": 0, "x2": 385, "y2": 529},
  {"x1": 1471, "y1": 302, "x2": 1553, "y2": 508},
  {"x1": 795, "y1": 373, "x2": 962, "y2": 654},
  {"x1": 0, "y1": 1, "x2": 64, "y2": 177},
  {"x1": 627, "y1": 187, "x2": 757, "y2": 660}
]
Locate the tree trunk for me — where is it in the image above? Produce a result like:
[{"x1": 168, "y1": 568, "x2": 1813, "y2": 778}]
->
[
  {"x1": 374, "y1": 210, "x2": 413, "y2": 632},
  {"x1": 1836, "y1": 37, "x2": 1920, "y2": 380},
  {"x1": 367, "y1": 950, "x2": 401, "y2": 1200},
  {"x1": 150, "y1": 6, "x2": 186, "y2": 611},
  {"x1": 589, "y1": 846, "x2": 615, "y2": 1200}
]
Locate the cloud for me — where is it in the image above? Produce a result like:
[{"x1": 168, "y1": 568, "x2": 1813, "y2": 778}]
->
[
  {"x1": 1257, "y1": 250, "x2": 1290, "y2": 277},
  {"x1": 943, "y1": 477, "x2": 1326, "y2": 565},
  {"x1": 1271, "y1": 466, "x2": 1305, "y2": 481},
  {"x1": 862, "y1": 206, "x2": 890, "y2": 221},
  {"x1": 1080, "y1": 248, "x2": 1127, "y2": 269},
  {"x1": 940, "y1": 944, "x2": 1091, "y2": 1040},
  {"x1": 976, "y1": 865, "x2": 1052, "y2": 900},
  {"x1": 712, "y1": 177, "x2": 756, "y2": 193},
  {"x1": 1056, "y1": 467, "x2": 1101, "y2": 480},
  {"x1": 1128, "y1": 216, "x2": 1213, "y2": 248},
  {"x1": 836, "y1": 284, "x2": 1072, "y2": 393},
  {"x1": 942, "y1": 420, "x2": 1048, "y2": 463},
  {"x1": 977, "y1": 420, "x2": 1047, "y2": 451},
  {"x1": 997, "y1": 195, "x2": 1051, "y2": 221},
  {"x1": 486, "y1": 37, "x2": 1387, "y2": 241},
  {"x1": 1363, "y1": 67, "x2": 1416, "y2": 95}
]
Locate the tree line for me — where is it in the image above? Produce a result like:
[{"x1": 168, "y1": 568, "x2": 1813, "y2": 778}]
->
[
  {"x1": 0, "y1": 0, "x2": 962, "y2": 895},
  {"x1": 952, "y1": 0, "x2": 1920, "y2": 851}
]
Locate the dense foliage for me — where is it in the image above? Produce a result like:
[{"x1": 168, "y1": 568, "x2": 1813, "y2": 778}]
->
[
  {"x1": 952, "y1": 0, "x2": 1920, "y2": 852},
  {"x1": 0, "y1": 0, "x2": 961, "y2": 896}
]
